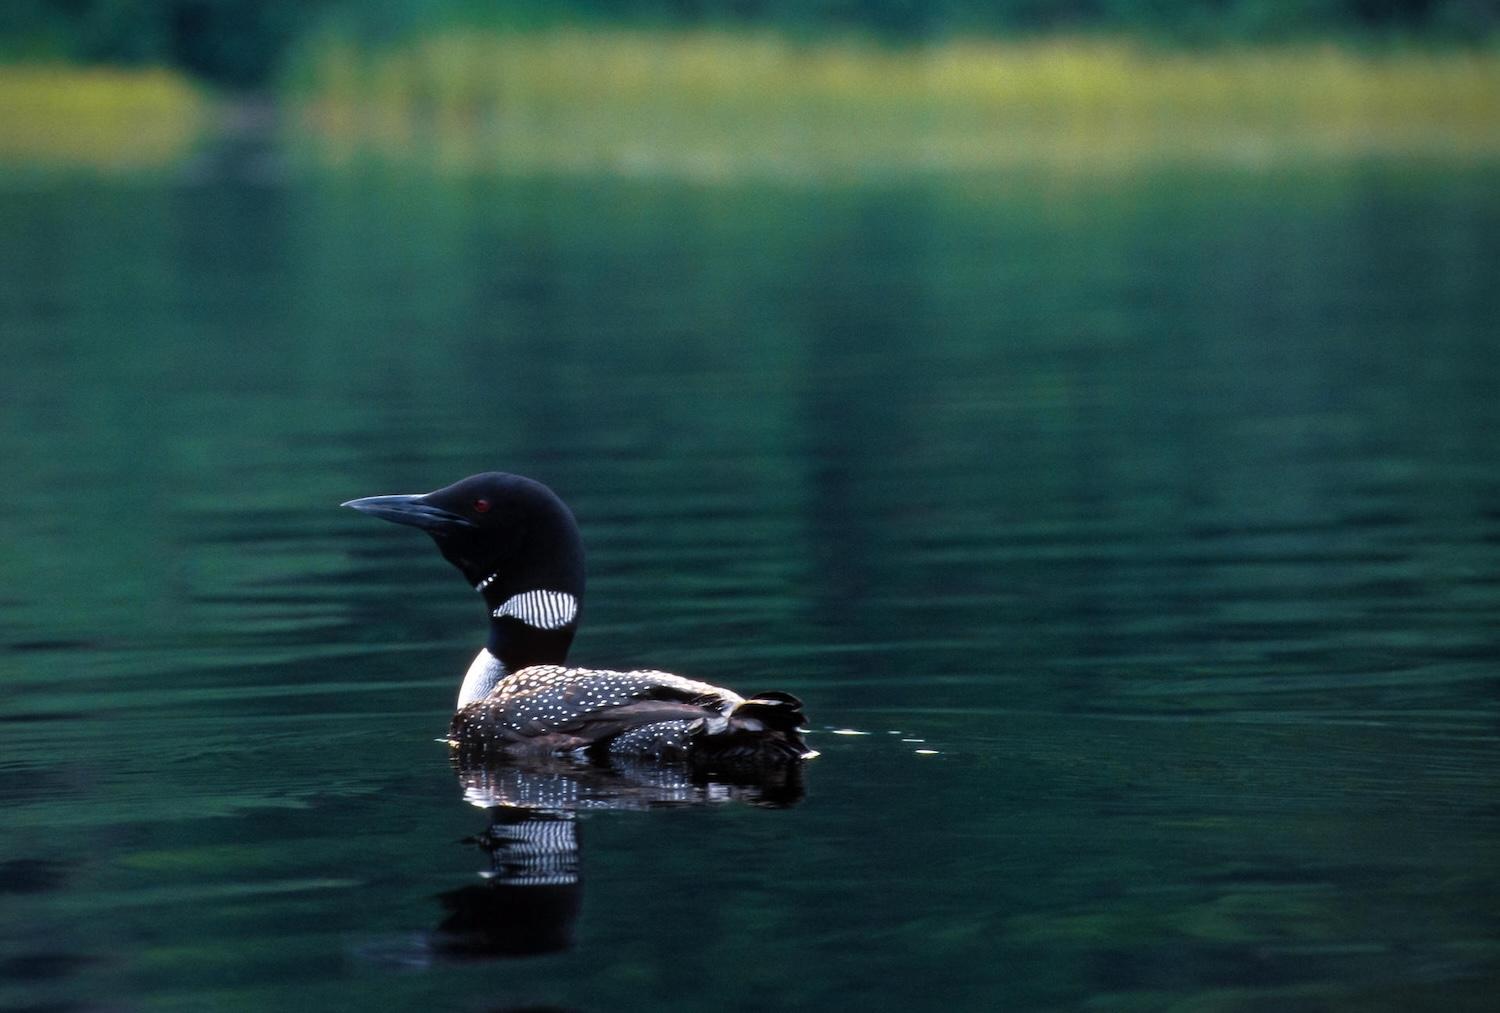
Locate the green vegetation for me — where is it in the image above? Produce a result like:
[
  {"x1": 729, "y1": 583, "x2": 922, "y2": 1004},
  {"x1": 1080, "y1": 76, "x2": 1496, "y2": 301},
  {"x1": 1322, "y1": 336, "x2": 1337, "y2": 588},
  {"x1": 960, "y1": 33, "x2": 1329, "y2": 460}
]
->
[
  {"x1": 290, "y1": 30, "x2": 1500, "y2": 177},
  {"x1": 1, "y1": 2, "x2": 1496, "y2": 174},
  {"x1": 1, "y1": 1, "x2": 1495, "y2": 89},
  {"x1": 0, "y1": 63, "x2": 205, "y2": 168}
]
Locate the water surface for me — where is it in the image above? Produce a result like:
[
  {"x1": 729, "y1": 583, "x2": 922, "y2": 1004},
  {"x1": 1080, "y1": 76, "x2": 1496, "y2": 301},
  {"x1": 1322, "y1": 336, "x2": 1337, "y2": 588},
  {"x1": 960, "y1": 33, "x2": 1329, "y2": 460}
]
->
[{"x1": 1, "y1": 162, "x2": 1497, "y2": 1010}]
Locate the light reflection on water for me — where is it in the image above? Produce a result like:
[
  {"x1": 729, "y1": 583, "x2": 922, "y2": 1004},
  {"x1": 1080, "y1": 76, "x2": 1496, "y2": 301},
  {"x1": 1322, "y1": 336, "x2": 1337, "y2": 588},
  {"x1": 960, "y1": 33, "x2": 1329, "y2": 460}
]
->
[{"x1": 0, "y1": 162, "x2": 1497, "y2": 1010}]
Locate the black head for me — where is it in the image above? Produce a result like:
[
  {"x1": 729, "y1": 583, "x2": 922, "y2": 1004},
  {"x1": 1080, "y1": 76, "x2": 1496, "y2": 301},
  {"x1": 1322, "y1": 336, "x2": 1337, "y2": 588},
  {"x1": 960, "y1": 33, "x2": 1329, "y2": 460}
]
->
[{"x1": 343, "y1": 472, "x2": 586, "y2": 617}]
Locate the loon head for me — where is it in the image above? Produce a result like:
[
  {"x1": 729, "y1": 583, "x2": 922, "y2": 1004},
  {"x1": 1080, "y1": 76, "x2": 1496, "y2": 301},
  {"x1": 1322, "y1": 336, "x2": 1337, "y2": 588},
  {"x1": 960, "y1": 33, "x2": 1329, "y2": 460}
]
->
[{"x1": 343, "y1": 472, "x2": 585, "y2": 675}]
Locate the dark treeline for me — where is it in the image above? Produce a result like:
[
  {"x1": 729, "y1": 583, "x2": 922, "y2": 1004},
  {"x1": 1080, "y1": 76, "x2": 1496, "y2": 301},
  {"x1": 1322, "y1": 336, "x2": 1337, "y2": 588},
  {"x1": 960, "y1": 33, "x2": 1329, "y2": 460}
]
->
[{"x1": 1, "y1": 0, "x2": 1494, "y2": 87}]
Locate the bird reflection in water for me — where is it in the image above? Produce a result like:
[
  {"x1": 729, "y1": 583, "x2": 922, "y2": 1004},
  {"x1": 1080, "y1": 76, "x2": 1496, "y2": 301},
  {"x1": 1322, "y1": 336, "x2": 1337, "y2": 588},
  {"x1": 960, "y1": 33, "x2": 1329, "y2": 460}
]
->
[{"x1": 432, "y1": 751, "x2": 805, "y2": 959}]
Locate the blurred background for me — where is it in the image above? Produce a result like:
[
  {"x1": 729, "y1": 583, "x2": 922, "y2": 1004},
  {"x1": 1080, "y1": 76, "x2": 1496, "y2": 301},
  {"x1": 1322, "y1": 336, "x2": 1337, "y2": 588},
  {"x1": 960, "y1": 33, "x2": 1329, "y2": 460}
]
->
[
  {"x1": 2, "y1": 3, "x2": 1498, "y2": 1012},
  {"x1": 1, "y1": 0, "x2": 1498, "y2": 171}
]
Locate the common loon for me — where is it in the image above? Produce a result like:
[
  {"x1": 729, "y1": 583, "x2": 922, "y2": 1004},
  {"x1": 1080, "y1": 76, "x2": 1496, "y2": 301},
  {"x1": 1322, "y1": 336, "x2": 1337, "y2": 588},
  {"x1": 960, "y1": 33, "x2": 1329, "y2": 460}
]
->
[{"x1": 343, "y1": 472, "x2": 810, "y2": 766}]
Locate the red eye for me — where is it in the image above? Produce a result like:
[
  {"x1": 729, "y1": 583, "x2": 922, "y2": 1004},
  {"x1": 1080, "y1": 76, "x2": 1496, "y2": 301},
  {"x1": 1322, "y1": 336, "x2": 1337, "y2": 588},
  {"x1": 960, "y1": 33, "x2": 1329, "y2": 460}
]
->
[{"x1": 473, "y1": 498, "x2": 491, "y2": 513}]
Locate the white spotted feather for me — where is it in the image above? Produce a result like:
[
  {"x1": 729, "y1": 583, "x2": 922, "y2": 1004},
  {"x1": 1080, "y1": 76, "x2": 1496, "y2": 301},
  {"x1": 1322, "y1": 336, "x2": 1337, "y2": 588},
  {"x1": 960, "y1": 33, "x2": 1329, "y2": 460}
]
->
[{"x1": 449, "y1": 666, "x2": 743, "y2": 751}]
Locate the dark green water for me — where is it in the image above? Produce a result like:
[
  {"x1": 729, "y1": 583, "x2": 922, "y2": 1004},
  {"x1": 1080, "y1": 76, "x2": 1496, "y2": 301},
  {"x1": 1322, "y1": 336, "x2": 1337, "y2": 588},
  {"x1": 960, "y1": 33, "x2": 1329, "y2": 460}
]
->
[{"x1": 1, "y1": 163, "x2": 1498, "y2": 1011}]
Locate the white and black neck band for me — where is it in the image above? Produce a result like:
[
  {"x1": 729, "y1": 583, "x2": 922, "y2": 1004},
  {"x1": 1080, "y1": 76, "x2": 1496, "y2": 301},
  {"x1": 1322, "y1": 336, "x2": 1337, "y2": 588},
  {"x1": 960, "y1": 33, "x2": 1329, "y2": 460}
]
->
[{"x1": 491, "y1": 589, "x2": 578, "y2": 630}]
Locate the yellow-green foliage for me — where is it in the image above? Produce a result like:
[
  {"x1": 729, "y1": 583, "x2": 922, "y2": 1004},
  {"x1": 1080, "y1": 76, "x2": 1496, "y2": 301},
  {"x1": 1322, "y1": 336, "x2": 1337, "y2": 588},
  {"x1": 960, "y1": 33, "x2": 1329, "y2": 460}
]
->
[
  {"x1": 0, "y1": 64, "x2": 206, "y2": 170},
  {"x1": 291, "y1": 30, "x2": 1500, "y2": 177}
]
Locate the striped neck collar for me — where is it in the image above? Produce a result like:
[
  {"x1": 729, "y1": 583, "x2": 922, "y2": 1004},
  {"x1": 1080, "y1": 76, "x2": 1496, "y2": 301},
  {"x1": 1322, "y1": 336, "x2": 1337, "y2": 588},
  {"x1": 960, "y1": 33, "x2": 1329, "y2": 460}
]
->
[{"x1": 490, "y1": 588, "x2": 578, "y2": 631}]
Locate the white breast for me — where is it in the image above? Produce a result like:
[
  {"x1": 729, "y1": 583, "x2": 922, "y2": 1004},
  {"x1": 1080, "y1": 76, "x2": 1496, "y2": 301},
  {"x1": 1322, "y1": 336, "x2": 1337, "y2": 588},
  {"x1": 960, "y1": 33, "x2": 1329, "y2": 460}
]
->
[{"x1": 457, "y1": 648, "x2": 507, "y2": 708}]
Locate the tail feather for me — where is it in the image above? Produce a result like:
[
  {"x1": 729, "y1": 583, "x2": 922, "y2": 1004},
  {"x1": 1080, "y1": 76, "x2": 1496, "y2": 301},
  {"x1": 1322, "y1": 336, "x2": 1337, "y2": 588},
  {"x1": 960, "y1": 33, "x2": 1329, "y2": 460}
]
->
[
  {"x1": 730, "y1": 691, "x2": 807, "y2": 734},
  {"x1": 688, "y1": 691, "x2": 810, "y2": 768}
]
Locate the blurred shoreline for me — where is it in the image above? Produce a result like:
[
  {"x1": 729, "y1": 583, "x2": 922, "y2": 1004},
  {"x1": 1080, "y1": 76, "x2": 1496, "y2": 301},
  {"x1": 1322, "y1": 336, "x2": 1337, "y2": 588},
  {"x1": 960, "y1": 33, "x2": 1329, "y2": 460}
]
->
[
  {"x1": 2, "y1": 29, "x2": 1498, "y2": 176},
  {"x1": 0, "y1": 64, "x2": 206, "y2": 169}
]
